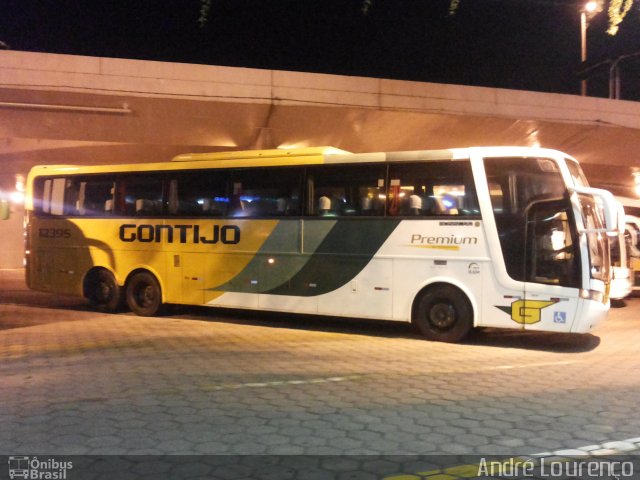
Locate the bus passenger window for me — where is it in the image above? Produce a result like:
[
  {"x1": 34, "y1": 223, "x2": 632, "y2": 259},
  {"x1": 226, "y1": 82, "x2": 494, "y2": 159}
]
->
[
  {"x1": 36, "y1": 178, "x2": 66, "y2": 216},
  {"x1": 169, "y1": 171, "x2": 228, "y2": 217},
  {"x1": 306, "y1": 164, "x2": 385, "y2": 216},
  {"x1": 118, "y1": 176, "x2": 164, "y2": 217},
  {"x1": 72, "y1": 177, "x2": 115, "y2": 216},
  {"x1": 387, "y1": 161, "x2": 478, "y2": 216},
  {"x1": 229, "y1": 167, "x2": 302, "y2": 217}
]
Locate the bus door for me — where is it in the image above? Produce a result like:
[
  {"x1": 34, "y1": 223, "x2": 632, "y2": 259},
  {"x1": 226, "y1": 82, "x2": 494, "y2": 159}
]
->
[
  {"x1": 178, "y1": 252, "x2": 205, "y2": 305},
  {"x1": 522, "y1": 198, "x2": 582, "y2": 332}
]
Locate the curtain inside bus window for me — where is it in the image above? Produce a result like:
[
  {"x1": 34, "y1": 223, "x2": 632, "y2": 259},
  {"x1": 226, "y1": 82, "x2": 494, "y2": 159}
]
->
[
  {"x1": 36, "y1": 178, "x2": 66, "y2": 216},
  {"x1": 40, "y1": 179, "x2": 52, "y2": 214}
]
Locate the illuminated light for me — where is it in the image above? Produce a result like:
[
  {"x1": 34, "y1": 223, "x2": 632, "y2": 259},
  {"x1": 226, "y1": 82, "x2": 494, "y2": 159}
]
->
[
  {"x1": 9, "y1": 191, "x2": 24, "y2": 204},
  {"x1": 15, "y1": 174, "x2": 25, "y2": 193},
  {"x1": 442, "y1": 197, "x2": 456, "y2": 209},
  {"x1": 277, "y1": 143, "x2": 308, "y2": 150},
  {"x1": 526, "y1": 126, "x2": 541, "y2": 148},
  {"x1": 633, "y1": 172, "x2": 640, "y2": 197},
  {"x1": 584, "y1": 1, "x2": 598, "y2": 13},
  {"x1": 206, "y1": 137, "x2": 237, "y2": 148},
  {"x1": 276, "y1": 144, "x2": 349, "y2": 156},
  {"x1": 267, "y1": 258, "x2": 275, "y2": 265}
]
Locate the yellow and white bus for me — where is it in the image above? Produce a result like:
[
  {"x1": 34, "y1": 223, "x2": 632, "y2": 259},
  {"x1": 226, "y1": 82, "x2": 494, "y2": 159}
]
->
[{"x1": 25, "y1": 146, "x2": 617, "y2": 342}]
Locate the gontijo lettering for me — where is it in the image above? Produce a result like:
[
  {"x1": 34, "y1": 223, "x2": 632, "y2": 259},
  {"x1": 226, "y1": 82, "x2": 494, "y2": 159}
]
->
[{"x1": 119, "y1": 224, "x2": 240, "y2": 244}]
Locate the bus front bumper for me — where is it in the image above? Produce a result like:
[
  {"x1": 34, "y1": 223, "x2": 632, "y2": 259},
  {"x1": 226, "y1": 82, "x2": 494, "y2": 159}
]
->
[{"x1": 571, "y1": 297, "x2": 609, "y2": 333}]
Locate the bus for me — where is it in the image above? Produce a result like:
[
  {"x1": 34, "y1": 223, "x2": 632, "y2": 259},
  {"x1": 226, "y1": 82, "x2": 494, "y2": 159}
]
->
[
  {"x1": 25, "y1": 146, "x2": 617, "y2": 342},
  {"x1": 615, "y1": 196, "x2": 640, "y2": 294},
  {"x1": 609, "y1": 202, "x2": 632, "y2": 302},
  {"x1": 625, "y1": 214, "x2": 640, "y2": 293}
]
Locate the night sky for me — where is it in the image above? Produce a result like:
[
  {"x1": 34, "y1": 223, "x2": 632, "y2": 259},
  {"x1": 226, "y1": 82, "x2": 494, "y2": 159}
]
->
[{"x1": 3, "y1": 0, "x2": 640, "y2": 99}]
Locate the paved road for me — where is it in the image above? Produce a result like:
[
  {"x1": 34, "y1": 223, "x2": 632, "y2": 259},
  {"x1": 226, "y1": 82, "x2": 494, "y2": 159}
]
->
[{"x1": 0, "y1": 268, "x2": 639, "y2": 477}]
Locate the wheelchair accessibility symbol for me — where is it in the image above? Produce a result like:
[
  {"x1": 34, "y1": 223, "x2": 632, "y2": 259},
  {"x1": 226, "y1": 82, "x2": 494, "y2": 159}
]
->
[{"x1": 553, "y1": 311, "x2": 567, "y2": 324}]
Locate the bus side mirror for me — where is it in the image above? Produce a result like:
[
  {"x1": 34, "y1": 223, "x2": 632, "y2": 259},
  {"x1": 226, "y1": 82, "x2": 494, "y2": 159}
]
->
[
  {"x1": 569, "y1": 186, "x2": 617, "y2": 236},
  {"x1": 0, "y1": 199, "x2": 9, "y2": 220}
]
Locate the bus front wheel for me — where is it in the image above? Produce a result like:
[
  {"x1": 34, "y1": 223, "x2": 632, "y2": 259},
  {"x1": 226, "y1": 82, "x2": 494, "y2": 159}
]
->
[
  {"x1": 413, "y1": 284, "x2": 473, "y2": 343},
  {"x1": 126, "y1": 271, "x2": 163, "y2": 317},
  {"x1": 86, "y1": 269, "x2": 122, "y2": 313}
]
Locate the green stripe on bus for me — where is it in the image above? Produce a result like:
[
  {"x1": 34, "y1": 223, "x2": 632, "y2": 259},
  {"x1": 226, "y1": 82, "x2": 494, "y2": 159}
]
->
[
  {"x1": 211, "y1": 220, "x2": 336, "y2": 293},
  {"x1": 266, "y1": 219, "x2": 400, "y2": 296}
]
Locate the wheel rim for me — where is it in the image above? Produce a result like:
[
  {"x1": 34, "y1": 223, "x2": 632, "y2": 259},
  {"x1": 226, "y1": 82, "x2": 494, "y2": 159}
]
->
[
  {"x1": 429, "y1": 302, "x2": 456, "y2": 330},
  {"x1": 95, "y1": 281, "x2": 112, "y2": 303},
  {"x1": 136, "y1": 283, "x2": 156, "y2": 308}
]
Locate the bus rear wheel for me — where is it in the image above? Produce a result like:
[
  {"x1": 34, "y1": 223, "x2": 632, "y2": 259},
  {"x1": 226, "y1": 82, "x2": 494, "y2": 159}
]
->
[
  {"x1": 86, "y1": 269, "x2": 122, "y2": 313},
  {"x1": 413, "y1": 284, "x2": 473, "y2": 343},
  {"x1": 126, "y1": 271, "x2": 163, "y2": 317}
]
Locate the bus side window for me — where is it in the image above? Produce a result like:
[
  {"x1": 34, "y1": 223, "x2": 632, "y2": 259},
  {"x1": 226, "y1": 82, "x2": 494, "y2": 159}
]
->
[
  {"x1": 118, "y1": 175, "x2": 164, "y2": 217},
  {"x1": 35, "y1": 177, "x2": 66, "y2": 216},
  {"x1": 387, "y1": 164, "x2": 435, "y2": 216},
  {"x1": 72, "y1": 177, "x2": 115, "y2": 216},
  {"x1": 306, "y1": 164, "x2": 385, "y2": 217},
  {"x1": 388, "y1": 161, "x2": 478, "y2": 217},
  {"x1": 229, "y1": 167, "x2": 302, "y2": 218},
  {"x1": 169, "y1": 171, "x2": 229, "y2": 217}
]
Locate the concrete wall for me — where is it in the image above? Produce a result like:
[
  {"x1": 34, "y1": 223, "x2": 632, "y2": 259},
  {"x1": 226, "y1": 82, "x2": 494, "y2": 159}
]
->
[
  {"x1": 3, "y1": 50, "x2": 640, "y2": 171},
  {"x1": 0, "y1": 203, "x2": 24, "y2": 269}
]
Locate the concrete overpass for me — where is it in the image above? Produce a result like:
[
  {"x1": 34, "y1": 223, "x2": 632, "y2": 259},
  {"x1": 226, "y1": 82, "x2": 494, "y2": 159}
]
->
[{"x1": 1, "y1": 50, "x2": 640, "y2": 267}]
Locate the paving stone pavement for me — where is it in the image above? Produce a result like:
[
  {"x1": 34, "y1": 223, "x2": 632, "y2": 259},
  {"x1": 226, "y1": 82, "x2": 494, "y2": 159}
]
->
[{"x1": 0, "y1": 269, "x2": 639, "y2": 478}]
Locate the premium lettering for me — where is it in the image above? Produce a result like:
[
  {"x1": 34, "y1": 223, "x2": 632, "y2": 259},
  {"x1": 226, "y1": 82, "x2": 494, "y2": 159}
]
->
[
  {"x1": 410, "y1": 234, "x2": 478, "y2": 245},
  {"x1": 119, "y1": 224, "x2": 240, "y2": 244}
]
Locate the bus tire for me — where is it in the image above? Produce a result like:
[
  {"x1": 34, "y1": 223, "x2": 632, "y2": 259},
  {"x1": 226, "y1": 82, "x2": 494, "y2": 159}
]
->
[
  {"x1": 86, "y1": 269, "x2": 122, "y2": 313},
  {"x1": 413, "y1": 284, "x2": 473, "y2": 343},
  {"x1": 126, "y1": 271, "x2": 163, "y2": 317}
]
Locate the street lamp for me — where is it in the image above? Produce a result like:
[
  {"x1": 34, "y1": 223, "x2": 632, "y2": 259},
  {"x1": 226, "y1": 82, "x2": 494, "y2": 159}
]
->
[{"x1": 581, "y1": 1, "x2": 598, "y2": 96}]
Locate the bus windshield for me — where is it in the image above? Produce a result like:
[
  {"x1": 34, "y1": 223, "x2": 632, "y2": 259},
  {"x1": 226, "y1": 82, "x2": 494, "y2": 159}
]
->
[
  {"x1": 578, "y1": 193, "x2": 610, "y2": 283},
  {"x1": 565, "y1": 158, "x2": 590, "y2": 188},
  {"x1": 485, "y1": 156, "x2": 578, "y2": 286}
]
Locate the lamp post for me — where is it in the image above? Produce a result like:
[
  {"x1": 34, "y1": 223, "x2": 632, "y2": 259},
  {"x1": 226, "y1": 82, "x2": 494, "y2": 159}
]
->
[
  {"x1": 580, "y1": 1, "x2": 598, "y2": 96},
  {"x1": 609, "y1": 51, "x2": 640, "y2": 99}
]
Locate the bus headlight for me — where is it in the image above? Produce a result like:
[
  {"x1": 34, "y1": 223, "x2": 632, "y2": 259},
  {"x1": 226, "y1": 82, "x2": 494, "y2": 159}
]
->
[{"x1": 580, "y1": 288, "x2": 605, "y2": 303}]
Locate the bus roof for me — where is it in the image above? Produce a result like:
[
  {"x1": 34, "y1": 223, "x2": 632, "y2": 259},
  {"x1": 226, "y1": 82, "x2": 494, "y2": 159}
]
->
[
  {"x1": 26, "y1": 146, "x2": 572, "y2": 178},
  {"x1": 172, "y1": 146, "x2": 350, "y2": 162}
]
